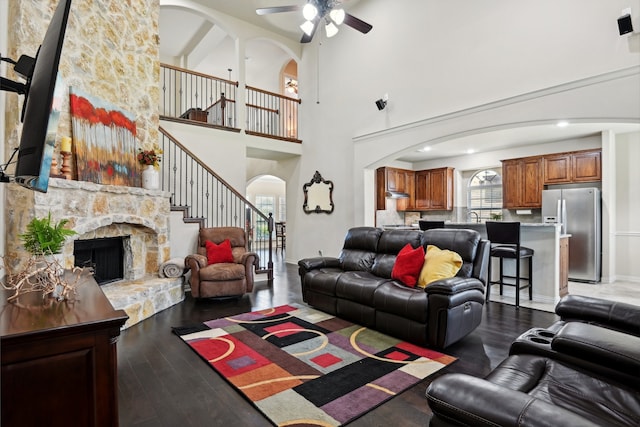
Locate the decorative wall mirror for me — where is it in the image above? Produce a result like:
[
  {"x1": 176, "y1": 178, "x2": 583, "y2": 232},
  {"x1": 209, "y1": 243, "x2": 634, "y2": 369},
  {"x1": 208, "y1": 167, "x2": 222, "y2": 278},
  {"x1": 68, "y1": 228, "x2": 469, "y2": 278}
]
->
[{"x1": 303, "y1": 171, "x2": 334, "y2": 214}]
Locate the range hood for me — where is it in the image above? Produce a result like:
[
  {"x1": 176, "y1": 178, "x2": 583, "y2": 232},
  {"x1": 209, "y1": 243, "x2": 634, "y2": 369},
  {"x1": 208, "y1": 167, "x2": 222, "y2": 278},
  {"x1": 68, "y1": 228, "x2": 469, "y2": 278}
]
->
[{"x1": 385, "y1": 191, "x2": 410, "y2": 199}]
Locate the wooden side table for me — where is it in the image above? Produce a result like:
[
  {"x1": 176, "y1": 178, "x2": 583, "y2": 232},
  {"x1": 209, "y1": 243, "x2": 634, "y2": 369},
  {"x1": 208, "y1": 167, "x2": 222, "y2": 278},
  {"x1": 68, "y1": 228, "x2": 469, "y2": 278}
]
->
[{"x1": 1, "y1": 273, "x2": 128, "y2": 427}]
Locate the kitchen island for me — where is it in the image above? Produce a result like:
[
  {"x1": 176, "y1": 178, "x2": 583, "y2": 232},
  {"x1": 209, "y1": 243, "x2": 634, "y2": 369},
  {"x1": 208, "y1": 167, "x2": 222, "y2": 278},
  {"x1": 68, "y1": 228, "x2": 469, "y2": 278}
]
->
[{"x1": 444, "y1": 222, "x2": 566, "y2": 306}]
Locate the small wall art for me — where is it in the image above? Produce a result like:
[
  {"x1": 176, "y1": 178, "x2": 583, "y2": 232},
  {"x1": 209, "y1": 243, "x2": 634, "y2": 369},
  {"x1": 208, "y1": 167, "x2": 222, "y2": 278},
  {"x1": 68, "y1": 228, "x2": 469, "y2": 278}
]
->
[{"x1": 69, "y1": 87, "x2": 137, "y2": 186}]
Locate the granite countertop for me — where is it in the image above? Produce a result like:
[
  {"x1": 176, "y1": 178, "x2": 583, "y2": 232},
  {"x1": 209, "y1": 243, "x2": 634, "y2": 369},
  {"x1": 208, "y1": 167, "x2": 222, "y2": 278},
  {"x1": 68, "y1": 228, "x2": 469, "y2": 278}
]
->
[{"x1": 380, "y1": 225, "x2": 419, "y2": 230}]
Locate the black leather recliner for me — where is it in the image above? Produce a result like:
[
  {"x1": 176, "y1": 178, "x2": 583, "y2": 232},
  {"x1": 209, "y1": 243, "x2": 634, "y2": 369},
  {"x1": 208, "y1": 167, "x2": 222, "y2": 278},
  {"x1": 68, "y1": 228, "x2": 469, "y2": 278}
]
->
[
  {"x1": 425, "y1": 295, "x2": 640, "y2": 426},
  {"x1": 298, "y1": 227, "x2": 490, "y2": 348}
]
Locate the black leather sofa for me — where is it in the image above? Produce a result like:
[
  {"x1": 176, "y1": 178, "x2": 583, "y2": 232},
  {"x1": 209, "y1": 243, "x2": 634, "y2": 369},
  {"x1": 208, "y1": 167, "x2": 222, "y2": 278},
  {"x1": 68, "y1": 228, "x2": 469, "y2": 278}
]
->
[
  {"x1": 298, "y1": 227, "x2": 489, "y2": 348},
  {"x1": 426, "y1": 295, "x2": 640, "y2": 426}
]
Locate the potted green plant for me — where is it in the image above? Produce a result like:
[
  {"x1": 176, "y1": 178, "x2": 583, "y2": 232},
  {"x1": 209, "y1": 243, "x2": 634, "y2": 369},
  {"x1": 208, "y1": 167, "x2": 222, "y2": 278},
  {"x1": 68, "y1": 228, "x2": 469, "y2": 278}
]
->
[{"x1": 19, "y1": 212, "x2": 77, "y2": 256}]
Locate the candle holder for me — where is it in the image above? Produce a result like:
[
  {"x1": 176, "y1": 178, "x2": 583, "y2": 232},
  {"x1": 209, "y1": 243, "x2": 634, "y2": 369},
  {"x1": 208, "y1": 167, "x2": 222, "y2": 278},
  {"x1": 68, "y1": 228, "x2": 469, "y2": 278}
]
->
[
  {"x1": 60, "y1": 151, "x2": 72, "y2": 180},
  {"x1": 49, "y1": 146, "x2": 66, "y2": 179}
]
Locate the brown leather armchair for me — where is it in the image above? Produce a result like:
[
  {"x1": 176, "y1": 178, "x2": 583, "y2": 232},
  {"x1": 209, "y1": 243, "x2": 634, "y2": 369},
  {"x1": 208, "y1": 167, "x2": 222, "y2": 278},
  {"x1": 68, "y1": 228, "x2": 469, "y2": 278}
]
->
[{"x1": 185, "y1": 227, "x2": 258, "y2": 298}]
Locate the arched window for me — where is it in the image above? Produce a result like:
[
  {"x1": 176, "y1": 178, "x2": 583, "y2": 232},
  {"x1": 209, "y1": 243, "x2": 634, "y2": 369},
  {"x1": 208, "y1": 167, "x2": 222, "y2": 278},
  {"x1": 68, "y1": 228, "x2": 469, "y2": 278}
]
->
[{"x1": 467, "y1": 169, "x2": 503, "y2": 222}]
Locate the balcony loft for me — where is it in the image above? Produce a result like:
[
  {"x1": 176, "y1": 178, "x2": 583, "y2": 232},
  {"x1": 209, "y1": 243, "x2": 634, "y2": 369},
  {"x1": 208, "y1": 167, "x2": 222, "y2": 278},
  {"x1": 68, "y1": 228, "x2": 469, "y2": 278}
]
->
[{"x1": 159, "y1": 63, "x2": 302, "y2": 145}]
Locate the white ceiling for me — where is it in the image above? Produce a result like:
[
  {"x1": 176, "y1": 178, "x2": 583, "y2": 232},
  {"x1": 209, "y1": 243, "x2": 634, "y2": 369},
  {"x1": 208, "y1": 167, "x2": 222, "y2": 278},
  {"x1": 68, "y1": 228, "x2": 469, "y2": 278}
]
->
[{"x1": 158, "y1": 1, "x2": 640, "y2": 163}]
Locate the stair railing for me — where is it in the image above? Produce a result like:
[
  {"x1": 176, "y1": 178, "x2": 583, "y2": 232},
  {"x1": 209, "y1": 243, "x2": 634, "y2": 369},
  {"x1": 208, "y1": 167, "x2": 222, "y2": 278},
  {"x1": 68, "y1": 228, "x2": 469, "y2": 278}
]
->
[
  {"x1": 159, "y1": 64, "x2": 302, "y2": 143},
  {"x1": 160, "y1": 64, "x2": 239, "y2": 131},
  {"x1": 245, "y1": 85, "x2": 301, "y2": 142},
  {"x1": 158, "y1": 126, "x2": 274, "y2": 280}
]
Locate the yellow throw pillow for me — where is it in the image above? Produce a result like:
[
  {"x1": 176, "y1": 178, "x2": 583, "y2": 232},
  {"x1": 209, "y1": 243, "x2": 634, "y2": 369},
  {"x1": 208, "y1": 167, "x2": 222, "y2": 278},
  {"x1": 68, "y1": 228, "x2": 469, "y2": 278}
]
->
[{"x1": 417, "y1": 245, "x2": 463, "y2": 288}]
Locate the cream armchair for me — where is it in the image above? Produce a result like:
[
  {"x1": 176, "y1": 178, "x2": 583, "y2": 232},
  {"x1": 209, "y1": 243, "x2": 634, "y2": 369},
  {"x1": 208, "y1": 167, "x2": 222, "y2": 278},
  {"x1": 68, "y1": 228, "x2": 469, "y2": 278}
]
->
[{"x1": 185, "y1": 227, "x2": 258, "y2": 298}]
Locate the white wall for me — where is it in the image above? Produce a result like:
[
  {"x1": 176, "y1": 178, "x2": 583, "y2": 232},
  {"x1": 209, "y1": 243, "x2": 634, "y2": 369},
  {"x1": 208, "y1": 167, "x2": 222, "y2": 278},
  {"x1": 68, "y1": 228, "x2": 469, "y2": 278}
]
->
[
  {"x1": 160, "y1": 120, "x2": 247, "y2": 190},
  {"x1": 615, "y1": 134, "x2": 640, "y2": 281},
  {"x1": 286, "y1": 0, "x2": 640, "y2": 260},
  {"x1": 169, "y1": 210, "x2": 199, "y2": 259},
  {"x1": 161, "y1": 0, "x2": 640, "y2": 264}
]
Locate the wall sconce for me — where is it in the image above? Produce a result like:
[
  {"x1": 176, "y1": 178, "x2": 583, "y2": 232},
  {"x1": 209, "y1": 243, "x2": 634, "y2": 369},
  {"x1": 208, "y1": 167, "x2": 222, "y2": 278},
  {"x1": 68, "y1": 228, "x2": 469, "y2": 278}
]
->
[
  {"x1": 618, "y1": 8, "x2": 635, "y2": 35},
  {"x1": 375, "y1": 93, "x2": 389, "y2": 111},
  {"x1": 618, "y1": 14, "x2": 634, "y2": 35}
]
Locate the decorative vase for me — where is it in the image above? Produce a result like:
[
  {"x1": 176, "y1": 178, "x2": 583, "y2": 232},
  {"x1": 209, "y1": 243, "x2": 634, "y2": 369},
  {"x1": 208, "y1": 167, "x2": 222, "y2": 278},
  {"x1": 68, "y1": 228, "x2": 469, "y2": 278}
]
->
[{"x1": 142, "y1": 165, "x2": 160, "y2": 190}]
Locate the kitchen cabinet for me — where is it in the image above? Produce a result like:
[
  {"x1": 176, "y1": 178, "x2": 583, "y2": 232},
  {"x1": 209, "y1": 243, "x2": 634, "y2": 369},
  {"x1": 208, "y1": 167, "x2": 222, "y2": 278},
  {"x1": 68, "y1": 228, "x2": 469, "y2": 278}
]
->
[
  {"x1": 543, "y1": 153, "x2": 572, "y2": 184},
  {"x1": 502, "y1": 157, "x2": 542, "y2": 209},
  {"x1": 397, "y1": 169, "x2": 415, "y2": 211},
  {"x1": 376, "y1": 167, "x2": 414, "y2": 210},
  {"x1": 572, "y1": 149, "x2": 601, "y2": 182},
  {"x1": 504, "y1": 149, "x2": 601, "y2": 209},
  {"x1": 415, "y1": 167, "x2": 454, "y2": 210},
  {"x1": 543, "y1": 149, "x2": 601, "y2": 184}
]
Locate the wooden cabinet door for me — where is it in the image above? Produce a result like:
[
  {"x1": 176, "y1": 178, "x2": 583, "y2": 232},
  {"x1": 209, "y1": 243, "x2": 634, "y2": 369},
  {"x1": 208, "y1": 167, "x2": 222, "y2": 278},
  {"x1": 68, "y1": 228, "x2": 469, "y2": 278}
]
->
[
  {"x1": 428, "y1": 169, "x2": 446, "y2": 209},
  {"x1": 502, "y1": 160, "x2": 521, "y2": 209},
  {"x1": 572, "y1": 150, "x2": 601, "y2": 182},
  {"x1": 543, "y1": 154, "x2": 572, "y2": 184},
  {"x1": 521, "y1": 157, "x2": 542, "y2": 208},
  {"x1": 502, "y1": 158, "x2": 541, "y2": 208},
  {"x1": 413, "y1": 168, "x2": 453, "y2": 210},
  {"x1": 414, "y1": 170, "x2": 430, "y2": 210},
  {"x1": 376, "y1": 168, "x2": 387, "y2": 210},
  {"x1": 386, "y1": 168, "x2": 399, "y2": 191},
  {"x1": 429, "y1": 168, "x2": 453, "y2": 210},
  {"x1": 397, "y1": 170, "x2": 415, "y2": 211}
]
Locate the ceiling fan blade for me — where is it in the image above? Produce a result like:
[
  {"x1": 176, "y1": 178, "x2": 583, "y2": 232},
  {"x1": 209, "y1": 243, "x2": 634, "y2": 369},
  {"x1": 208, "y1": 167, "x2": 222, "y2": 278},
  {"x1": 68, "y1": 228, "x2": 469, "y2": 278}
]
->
[
  {"x1": 256, "y1": 5, "x2": 301, "y2": 15},
  {"x1": 343, "y1": 13, "x2": 373, "y2": 34}
]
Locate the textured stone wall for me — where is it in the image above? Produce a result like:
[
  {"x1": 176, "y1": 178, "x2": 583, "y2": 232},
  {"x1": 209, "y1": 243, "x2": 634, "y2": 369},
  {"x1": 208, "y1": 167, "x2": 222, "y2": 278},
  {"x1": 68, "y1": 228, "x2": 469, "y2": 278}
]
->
[
  {"x1": 5, "y1": 0, "x2": 160, "y2": 161},
  {"x1": 4, "y1": 0, "x2": 161, "y2": 269},
  {"x1": 5, "y1": 178, "x2": 170, "y2": 275}
]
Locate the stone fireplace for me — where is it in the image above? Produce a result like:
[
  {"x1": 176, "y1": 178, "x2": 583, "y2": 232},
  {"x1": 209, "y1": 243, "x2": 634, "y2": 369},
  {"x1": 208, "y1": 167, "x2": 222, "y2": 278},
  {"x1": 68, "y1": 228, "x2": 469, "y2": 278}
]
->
[
  {"x1": 74, "y1": 236, "x2": 126, "y2": 284},
  {"x1": 5, "y1": 178, "x2": 184, "y2": 328}
]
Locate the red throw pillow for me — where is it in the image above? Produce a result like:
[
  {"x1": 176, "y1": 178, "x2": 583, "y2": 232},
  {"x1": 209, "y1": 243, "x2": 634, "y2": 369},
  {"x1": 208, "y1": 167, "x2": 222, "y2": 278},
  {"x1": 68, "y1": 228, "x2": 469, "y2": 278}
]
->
[
  {"x1": 205, "y1": 239, "x2": 234, "y2": 264},
  {"x1": 391, "y1": 243, "x2": 425, "y2": 288}
]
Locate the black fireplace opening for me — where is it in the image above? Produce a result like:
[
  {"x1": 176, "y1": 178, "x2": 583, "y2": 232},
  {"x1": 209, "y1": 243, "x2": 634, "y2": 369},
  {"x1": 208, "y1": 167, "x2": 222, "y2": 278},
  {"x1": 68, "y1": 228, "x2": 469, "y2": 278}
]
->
[{"x1": 74, "y1": 236, "x2": 125, "y2": 285}]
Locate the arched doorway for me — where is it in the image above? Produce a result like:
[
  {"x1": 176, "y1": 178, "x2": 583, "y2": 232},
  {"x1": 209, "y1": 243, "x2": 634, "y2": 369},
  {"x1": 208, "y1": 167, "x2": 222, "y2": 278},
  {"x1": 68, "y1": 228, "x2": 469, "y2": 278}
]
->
[{"x1": 246, "y1": 175, "x2": 286, "y2": 254}]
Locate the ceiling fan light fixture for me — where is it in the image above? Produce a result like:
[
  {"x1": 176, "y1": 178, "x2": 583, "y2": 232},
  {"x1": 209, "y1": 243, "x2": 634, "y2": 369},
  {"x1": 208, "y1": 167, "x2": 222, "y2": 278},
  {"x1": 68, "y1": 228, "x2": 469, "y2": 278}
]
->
[
  {"x1": 300, "y1": 20, "x2": 315, "y2": 36},
  {"x1": 325, "y1": 21, "x2": 339, "y2": 38},
  {"x1": 302, "y1": 3, "x2": 318, "y2": 20},
  {"x1": 286, "y1": 78, "x2": 298, "y2": 94},
  {"x1": 329, "y1": 8, "x2": 345, "y2": 25}
]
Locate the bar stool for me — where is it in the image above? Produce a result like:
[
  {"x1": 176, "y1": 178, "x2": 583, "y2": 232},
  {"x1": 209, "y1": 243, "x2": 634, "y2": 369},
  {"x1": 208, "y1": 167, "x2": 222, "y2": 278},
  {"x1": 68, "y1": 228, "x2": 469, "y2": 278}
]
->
[
  {"x1": 485, "y1": 221, "x2": 533, "y2": 307},
  {"x1": 418, "y1": 220, "x2": 445, "y2": 231}
]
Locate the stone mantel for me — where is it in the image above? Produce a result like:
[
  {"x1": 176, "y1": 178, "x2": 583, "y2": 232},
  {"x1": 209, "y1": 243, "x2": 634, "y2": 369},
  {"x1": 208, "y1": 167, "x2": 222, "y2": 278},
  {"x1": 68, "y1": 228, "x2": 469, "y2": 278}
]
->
[{"x1": 4, "y1": 178, "x2": 172, "y2": 277}]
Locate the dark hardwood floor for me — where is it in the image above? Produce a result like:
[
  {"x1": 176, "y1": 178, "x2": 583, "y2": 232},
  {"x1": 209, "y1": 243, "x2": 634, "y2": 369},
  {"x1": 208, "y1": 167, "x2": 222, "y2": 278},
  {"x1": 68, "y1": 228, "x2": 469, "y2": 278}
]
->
[{"x1": 117, "y1": 257, "x2": 558, "y2": 426}]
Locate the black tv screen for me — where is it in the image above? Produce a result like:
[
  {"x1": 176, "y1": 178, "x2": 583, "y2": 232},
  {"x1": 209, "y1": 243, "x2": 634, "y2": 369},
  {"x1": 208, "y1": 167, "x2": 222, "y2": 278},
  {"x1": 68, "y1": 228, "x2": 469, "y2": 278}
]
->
[{"x1": 14, "y1": 0, "x2": 72, "y2": 192}]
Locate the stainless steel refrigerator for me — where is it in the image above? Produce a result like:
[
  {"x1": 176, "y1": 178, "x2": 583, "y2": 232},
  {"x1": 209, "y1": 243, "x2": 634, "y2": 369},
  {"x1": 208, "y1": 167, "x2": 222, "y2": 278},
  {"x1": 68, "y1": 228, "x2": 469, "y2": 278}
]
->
[{"x1": 542, "y1": 187, "x2": 601, "y2": 282}]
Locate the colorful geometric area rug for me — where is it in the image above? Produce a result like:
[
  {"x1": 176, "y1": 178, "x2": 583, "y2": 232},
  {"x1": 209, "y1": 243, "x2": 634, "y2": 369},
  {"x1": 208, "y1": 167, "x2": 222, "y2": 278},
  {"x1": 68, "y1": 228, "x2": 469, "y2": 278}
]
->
[{"x1": 172, "y1": 304, "x2": 456, "y2": 426}]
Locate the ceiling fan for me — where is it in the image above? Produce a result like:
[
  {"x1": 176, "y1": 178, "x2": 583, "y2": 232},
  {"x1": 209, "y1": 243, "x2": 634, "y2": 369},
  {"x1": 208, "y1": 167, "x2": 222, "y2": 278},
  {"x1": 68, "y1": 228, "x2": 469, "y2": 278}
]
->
[{"x1": 256, "y1": 0, "x2": 373, "y2": 43}]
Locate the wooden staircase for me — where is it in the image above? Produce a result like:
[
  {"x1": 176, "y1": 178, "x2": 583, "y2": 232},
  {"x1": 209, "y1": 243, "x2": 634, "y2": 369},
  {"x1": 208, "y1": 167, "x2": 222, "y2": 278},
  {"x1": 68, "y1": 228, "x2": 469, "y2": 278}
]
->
[{"x1": 159, "y1": 126, "x2": 274, "y2": 280}]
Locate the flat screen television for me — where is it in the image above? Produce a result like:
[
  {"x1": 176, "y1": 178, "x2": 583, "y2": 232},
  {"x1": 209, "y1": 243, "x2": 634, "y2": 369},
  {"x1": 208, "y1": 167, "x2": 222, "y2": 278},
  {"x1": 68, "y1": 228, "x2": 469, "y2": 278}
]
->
[{"x1": 4, "y1": 0, "x2": 72, "y2": 192}]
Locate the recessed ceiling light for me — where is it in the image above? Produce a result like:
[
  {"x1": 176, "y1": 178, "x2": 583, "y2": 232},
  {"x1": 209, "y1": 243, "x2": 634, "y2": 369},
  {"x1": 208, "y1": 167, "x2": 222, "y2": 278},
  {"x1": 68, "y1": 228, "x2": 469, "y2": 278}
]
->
[
  {"x1": 466, "y1": 149, "x2": 475, "y2": 154},
  {"x1": 556, "y1": 121, "x2": 569, "y2": 127},
  {"x1": 419, "y1": 146, "x2": 432, "y2": 152}
]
